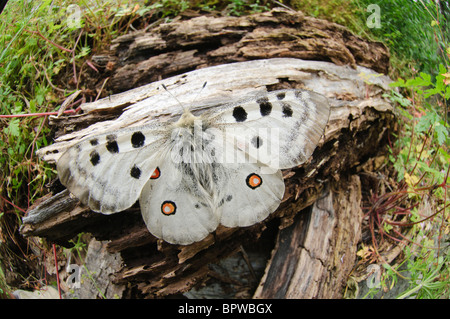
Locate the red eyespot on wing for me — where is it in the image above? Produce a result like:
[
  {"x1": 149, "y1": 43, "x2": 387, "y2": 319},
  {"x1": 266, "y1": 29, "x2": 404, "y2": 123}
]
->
[
  {"x1": 161, "y1": 200, "x2": 176, "y2": 216},
  {"x1": 246, "y1": 173, "x2": 262, "y2": 189},
  {"x1": 151, "y1": 167, "x2": 161, "y2": 179}
]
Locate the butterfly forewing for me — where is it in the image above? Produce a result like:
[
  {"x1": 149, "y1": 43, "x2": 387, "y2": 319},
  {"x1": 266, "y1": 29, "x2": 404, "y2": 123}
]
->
[
  {"x1": 208, "y1": 89, "x2": 330, "y2": 169},
  {"x1": 57, "y1": 124, "x2": 168, "y2": 213}
]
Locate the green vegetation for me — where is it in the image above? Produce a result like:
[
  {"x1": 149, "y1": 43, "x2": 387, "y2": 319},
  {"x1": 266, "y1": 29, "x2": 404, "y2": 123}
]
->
[
  {"x1": 352, "y1": 0, "x2": 449, "y2": 299},
  {"x1": 290, "y1": 0, "x2": 449, "y2": 299},
  {"x1": 355, "y1": 0, "x2": 449, "y2": 78},
  {"x1": 291, "y1": 0, "x2": 363, "y2": 31},
  {"x1": 0, "y1": 0, "x2": 448, "y2": 298},
  {"x1": 0, "y1": 0, "x2": 157, "y2": 295},
  {"x1": 359, "y1": 66, "x2": 450, "y2": 298}
]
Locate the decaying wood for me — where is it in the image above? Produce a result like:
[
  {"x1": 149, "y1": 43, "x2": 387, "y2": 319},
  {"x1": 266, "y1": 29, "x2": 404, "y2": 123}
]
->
[
  {"x1": 97, "y1": 8, "x2": 389, "y2": 93},
  {"x1": 20, "y1": 8, "x2": 394, "y2": 299},
  {"x1": 253, "y1": 175, "x2": 362, "y2": 298},
  {"x1": 67, "y1": 238, "x2": 126, "y2": 299}
]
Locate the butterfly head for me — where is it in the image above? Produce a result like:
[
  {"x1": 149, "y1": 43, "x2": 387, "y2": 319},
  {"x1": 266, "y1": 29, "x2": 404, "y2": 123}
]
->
[
  {"x1": 175, "y1": 109, "x2": 198, "y2": 128},
  {"x1": 162, "y1": 82, "x2": 207, "y2": 128}
]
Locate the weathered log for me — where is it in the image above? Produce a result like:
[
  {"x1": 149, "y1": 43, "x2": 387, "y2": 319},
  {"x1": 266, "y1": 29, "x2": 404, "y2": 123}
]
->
[
  {"x1": 20, "y1": 9, "x2": 394, "y2": 299},
  {"x1": 253, "y1": 175, "x2": 362, "y2": 298},
  {"x1": 88, "y1": 8, "x2": 389, "y2": 94}
]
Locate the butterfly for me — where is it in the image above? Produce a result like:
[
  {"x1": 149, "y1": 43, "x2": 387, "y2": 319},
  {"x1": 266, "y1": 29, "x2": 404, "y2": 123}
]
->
[{"x1": 56, "y1": 86, "x2": 330, "y2": 245}]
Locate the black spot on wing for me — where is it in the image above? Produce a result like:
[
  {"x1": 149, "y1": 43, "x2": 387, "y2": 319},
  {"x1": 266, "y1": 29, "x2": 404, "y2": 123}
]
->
[
  {"x1": 130, "y1": 164, "x2": 141, "y2": 179},
  {"x1": 257, "y1": 97, "x2": 272, "y2": 116},
  {"x1": 276, "y1": 92, "x2": 286, "y2": 100},
  {"x1": 251, "y1": 136, "x2": 263, "y2": 149},
  {"x1": 90, "y1": 150, "x2": 100, "y2": 166},
  {"x1": 294, "y1": 90, "x2": 303, "y2": 99},
  {"x1": 90, "y1": 138, "x2": 99, "y2": 146},
  {"x1": 282, "y1": 103, "x2": 293, "y2": 118},
  {"x1": 106, "y1": 134, "x2": 119, "y2": 153},
  {"x1": 131, "y1": 131, "x2": 145, "y2": 148},
  {"x1": 232, "y1": 106, "x2": 247, "y2": 122}
]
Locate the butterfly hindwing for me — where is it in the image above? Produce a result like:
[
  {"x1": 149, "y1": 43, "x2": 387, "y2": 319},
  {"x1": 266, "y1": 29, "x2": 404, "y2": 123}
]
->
[
  {"x1": 217, "y1": 162, "x2": 285, "y2": 228},
  {"x1": 57, "y1": 124, "x2": 167, "y2": 213},
  {"x1": 139, "y1": 147, "x2": 220, "y2": 245}
]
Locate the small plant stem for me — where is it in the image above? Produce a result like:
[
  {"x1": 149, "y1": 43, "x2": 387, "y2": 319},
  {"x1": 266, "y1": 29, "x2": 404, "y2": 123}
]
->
[
  {"x1": 72, "y1": 30, "x2": 83, "y2": 86},
  {"x1": 26, "y1": 29, "x2": 72, "y2": 53},
  {"x1": 0, "y1": 195, "x2": 26, "y2": 214},
  {"x1": 409, "y1": 124, "x2": 433, "y2": 178},
  {"x1": 0, "y1": 108, "x2": 80, "y2": 118},
  {"x1": 437, "y1": 164, "x2": 450, "y2": 255},
  {"x1": 405, "y1": 88, "x2": 416, "y2": 165},
  {"x1": 52, "y1": 244, "x2": 62, "y2": 299}
]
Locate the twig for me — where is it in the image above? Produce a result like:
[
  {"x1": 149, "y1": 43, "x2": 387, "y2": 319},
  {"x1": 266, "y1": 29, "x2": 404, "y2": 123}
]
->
[
  {"x1": 0, "y1": 106, "x2": 81, "y2": 118},
  {"x1": 270, "y1": 0, "x2": 295, "y2": 12},
  {"x1": 57, "y1": 90, "x2": 82, "y2": 117},
  {"x1": 72, "y1": 30, "x2": 83, "y2": 86},
  {"x1": 52, "y1": 244, "x2": 62, "y2": 299},
  {"x1": 95, "y1": 77, "x2": 109, "y2": 102},
  {"x1": 239, "y1": 245, "x2": 257, "y2": 283},
  {"x1": 25, "y1": 29, "x2": 72, "y2": 53}
]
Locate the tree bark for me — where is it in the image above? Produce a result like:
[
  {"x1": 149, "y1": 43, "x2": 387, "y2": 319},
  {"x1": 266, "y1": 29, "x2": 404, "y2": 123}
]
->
[
  {"x1": 253, "y1": 175, "x2": 363, "y2": 298},
  {"x1": 88, "y1": 7, "x2": 389, "y2": 95},
  {"x1": 20, "y1": 9, "x2": 394, "y2": 299}
]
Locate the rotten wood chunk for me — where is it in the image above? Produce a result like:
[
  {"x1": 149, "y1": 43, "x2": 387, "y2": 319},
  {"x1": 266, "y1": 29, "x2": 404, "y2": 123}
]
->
[
  {"x1": 86, "y1": 8, "x2": 389, "y2": 94},
  {"x1": 253, "y1": 175, "x2": 362, "y2": 299},
  {"x1": 20, "y1": 8, "x2": 394, "y2": 299}
]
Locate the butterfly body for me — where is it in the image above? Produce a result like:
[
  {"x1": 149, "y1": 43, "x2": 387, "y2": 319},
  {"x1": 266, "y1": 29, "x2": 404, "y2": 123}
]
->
[{"x1": 57, "y1": 88, "x2": 330, "y2": 244}]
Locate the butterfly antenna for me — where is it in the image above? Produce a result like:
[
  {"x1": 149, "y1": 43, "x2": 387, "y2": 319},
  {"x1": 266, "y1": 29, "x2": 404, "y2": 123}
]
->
[
  {"x1": 161, "y1": 84, "x2": 188, "y2": 113},
  {"x1": 162, "y1": 82, "x2": 208, "y2": 114},
  {"x1": 192, "y1": 81, "x2": 208, "y2": 104}
]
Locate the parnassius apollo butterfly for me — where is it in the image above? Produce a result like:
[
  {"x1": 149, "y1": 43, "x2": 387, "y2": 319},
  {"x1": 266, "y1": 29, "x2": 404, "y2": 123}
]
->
[{"x1": 57, "y1": 86, "x2": 330, "y2": 245}]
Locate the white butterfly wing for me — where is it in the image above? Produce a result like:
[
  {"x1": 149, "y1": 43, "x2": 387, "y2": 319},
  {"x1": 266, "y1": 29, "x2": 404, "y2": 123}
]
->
[
  {"x1": 195, "y1": 127, "x2": 286, "y2": 228},
  {"x1": 139, "y1": 148, "x2": 220, "y2": 245},
  {"x1": 217, "y1": 162, "x2": 285, "y2": 228},
  {"x1": 206, "y1": 89, "x2": 330, "y2": 169},
  {"x1": 57, "y1": 124, "x2": 167, "y2": 214}
]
